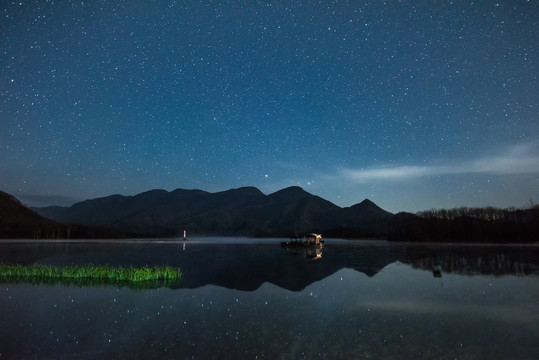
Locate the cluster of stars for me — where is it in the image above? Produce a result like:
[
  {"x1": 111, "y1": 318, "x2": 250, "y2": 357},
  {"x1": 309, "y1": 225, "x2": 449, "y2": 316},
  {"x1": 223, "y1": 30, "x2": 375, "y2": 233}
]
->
[{"x1": 1, "y1": 1, "x2": 537, "y2": 211}]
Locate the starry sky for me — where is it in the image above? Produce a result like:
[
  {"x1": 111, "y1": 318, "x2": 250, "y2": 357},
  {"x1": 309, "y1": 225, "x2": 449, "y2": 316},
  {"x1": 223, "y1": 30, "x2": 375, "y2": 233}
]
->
[{"x1": 1, "y1": 1, "x2": 538, "y2": 213}]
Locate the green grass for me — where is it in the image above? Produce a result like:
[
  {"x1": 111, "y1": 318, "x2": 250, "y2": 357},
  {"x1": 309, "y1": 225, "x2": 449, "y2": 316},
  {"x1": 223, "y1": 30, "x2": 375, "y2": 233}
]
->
[{"x1": 0, "y1": 263, "x2": 182, "y2": 289}]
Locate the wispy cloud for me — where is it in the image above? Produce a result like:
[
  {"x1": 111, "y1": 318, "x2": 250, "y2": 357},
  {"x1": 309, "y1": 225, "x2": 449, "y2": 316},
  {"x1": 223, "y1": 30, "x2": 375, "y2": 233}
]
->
[{"x1": 341, "y1": 144, "x2": 539, "y2": 183}]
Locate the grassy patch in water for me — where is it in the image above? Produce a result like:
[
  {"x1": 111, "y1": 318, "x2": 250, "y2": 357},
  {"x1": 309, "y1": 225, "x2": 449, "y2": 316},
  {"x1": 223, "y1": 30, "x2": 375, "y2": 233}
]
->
[{"x1": 0, "y1": 263, "x2": 182, "y2": 289}]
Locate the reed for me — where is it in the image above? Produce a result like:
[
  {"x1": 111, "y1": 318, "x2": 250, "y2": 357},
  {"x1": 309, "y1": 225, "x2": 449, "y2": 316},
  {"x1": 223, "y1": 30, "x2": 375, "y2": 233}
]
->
[{"x1": 0, "y1": 263, "x2": 182, "y2": 283}]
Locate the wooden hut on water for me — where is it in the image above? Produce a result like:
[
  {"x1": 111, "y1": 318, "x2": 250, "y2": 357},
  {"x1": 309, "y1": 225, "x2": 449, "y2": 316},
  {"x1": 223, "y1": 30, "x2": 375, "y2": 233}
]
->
[
  {"x1": 282, "y1": 233, "x2": 324, "y2": 249},
  {"x1": 305, "y1": 233, "x2": 323, "y2": 246}
]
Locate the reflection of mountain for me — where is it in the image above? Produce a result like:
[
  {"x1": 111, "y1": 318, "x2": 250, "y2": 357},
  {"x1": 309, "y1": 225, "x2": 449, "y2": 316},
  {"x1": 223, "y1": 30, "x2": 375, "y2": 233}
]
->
[
  {"x1": 175, "y1": 244, "x2": 403, "y2": 291},
  {"x1": 1, "y1": 242, "x2": 537, "y2": 291}
]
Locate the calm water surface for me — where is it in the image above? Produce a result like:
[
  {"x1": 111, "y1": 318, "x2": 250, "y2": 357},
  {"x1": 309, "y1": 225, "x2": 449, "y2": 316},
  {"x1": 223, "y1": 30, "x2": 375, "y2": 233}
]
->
[{"x1": 0, "y1": 238, "x2": 538, "y2": 359}]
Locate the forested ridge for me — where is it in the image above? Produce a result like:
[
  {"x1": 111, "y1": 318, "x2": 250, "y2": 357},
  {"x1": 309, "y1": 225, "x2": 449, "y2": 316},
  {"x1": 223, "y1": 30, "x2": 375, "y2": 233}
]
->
[{"x1": 389, "y1": 204, "x2": 539, "y2": 243}]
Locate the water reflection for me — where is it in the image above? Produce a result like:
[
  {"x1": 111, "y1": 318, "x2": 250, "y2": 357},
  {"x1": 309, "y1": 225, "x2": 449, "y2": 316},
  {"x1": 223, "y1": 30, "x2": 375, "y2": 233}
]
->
[
  {"x1": 1, "y1": 263, "x2": 538, "y2": 359},
  {"x1": 432, "y1": 264, "x2": 443, "y2": 278},
  {"x1": 0, "y1": 240, "x2": 538, "y2": 359},
  {"x1": 0, "y1": 240, "x2": 537, "y2": 291},
  {"x1": 281, "y1": 245, "x2": 323, "y2": 260},
  {"x1": 399, "y1": 244, "x2": 539, "y2": 277},
  {"x1": 0, "y1": 276, "x2": 177, "y2": 289}
]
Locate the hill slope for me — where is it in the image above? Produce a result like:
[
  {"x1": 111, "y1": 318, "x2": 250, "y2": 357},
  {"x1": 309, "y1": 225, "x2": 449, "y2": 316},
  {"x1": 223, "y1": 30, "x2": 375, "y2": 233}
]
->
[
  {"x1": 0, "y1": 190, "x2": 58, "y2": 238},
  {"x1": 0, "y1": 191, "x2": 126, "y2": 239},
  {"x1": 33, "y1": 186, "x2": 393, "y2": 238}
]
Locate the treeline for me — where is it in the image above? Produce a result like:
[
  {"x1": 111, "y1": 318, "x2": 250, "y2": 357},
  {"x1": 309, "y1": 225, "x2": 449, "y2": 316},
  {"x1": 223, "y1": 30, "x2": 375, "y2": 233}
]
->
[
  {"x1": 416, "y1": 205, "x2": 539, "y2": 222},
  {"x1": 388, "y1": 206, "x2": 539, "y2": 243}
]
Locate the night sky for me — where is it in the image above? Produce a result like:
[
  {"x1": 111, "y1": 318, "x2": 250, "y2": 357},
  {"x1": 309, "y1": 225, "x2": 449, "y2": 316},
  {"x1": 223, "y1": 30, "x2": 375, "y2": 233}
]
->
[{"x1": 1, "y1": 1, "x2": 538, "y2": 213}]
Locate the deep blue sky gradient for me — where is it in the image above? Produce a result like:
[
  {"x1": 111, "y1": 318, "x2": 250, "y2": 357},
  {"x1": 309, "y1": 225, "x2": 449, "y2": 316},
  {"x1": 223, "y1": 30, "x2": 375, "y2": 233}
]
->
[{"x1": 1, "y1": 1, "x2": 538, "y2": 212}]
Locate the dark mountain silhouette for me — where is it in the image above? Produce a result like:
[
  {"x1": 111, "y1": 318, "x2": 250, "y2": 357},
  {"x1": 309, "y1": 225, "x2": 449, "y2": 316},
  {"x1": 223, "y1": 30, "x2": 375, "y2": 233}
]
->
[
  {"x1": 0, "y1": 190, "x2": 58, "y2": 238},
  {"x1": 7, "y1": 185, "x2": 537, "y2": 242},
  {"x1": 32, "y1": 186, "x2": 392, "y2": 238},
  {"x1": 257, "y1": 186, "x2": 342, "y2": 236},
  {"x1": 325, "y1": 199, "x2": 393, "y2": 238},
  {"x1": 0, "y1": 190, "x2": 126, "y2": 239}
]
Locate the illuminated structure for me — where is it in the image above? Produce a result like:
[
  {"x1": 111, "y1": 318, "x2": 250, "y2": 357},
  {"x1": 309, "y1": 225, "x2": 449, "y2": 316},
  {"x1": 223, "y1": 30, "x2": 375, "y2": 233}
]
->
[{"x1": 281, "y1": 233, "x2": 324, "y2": 249}]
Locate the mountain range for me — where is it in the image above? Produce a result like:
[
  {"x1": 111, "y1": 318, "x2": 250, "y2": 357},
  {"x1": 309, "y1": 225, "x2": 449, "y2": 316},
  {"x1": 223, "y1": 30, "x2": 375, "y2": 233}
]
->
[
  {"x1": 3, "y1": 186, "x2": 537, "y2": 241},
  {"x1": 30, "y1": 186, "x2": 393, "y2": 238}
]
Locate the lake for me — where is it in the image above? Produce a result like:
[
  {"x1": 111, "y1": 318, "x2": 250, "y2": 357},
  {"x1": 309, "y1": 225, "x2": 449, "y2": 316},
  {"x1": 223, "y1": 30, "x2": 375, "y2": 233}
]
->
[{"x1": 0, "y1": 238, "x2": 538, "y2": 359}]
